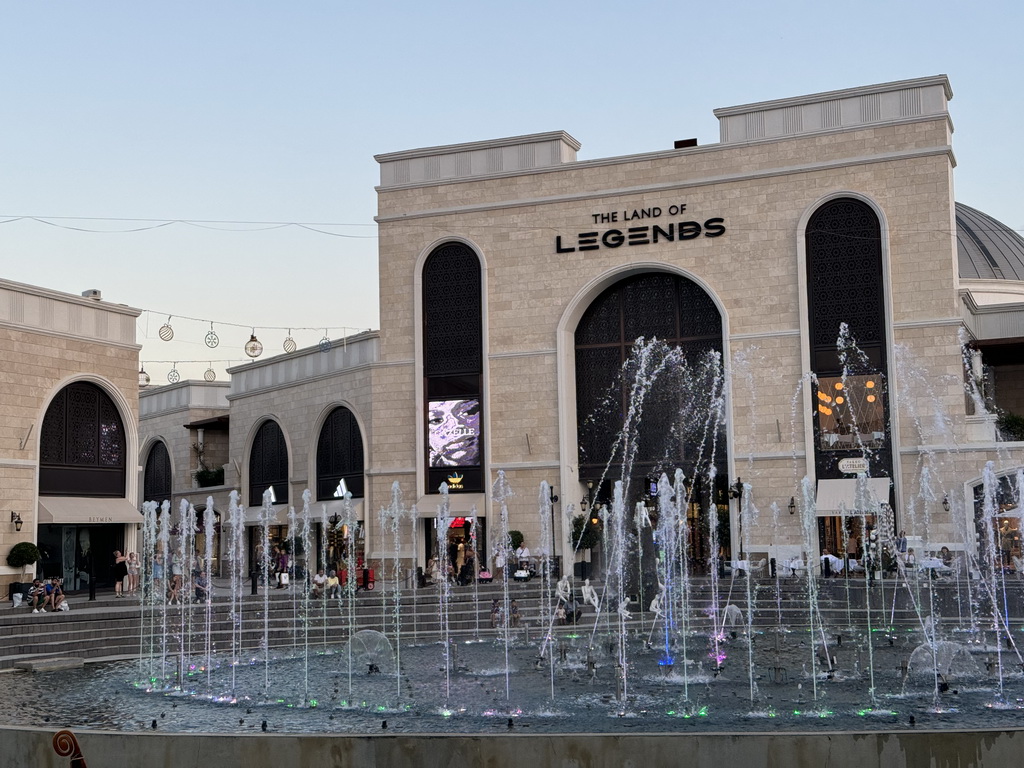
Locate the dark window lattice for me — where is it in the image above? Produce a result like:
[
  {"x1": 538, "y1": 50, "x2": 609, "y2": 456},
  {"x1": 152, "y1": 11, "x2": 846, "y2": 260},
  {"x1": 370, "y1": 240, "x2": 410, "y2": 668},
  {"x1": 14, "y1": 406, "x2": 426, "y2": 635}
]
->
[
  {"x1": 316, "y1": 407, "x2": 365, "y2": 500},
  {"x1": 249, "y1": 420, "x2": 289, "y2": 506},
  {"x1": 806, "y1": 198, "x2": 893, "y2": 484},
  {"x1": 39, "y1": 382, "x2": 127, "y2": 496},
  {"x1": 423, "y1": 243, "x2": 482, "y2": 377},
  {"x1": 806, "y1": 198, "x2": 885, "y2": 359},
  {"x1": 40, "y1": 383, "x2": 126, "y2": 467},
  {"x1": 575, "y1": 272, "x2": 725, "y2": 482},
  {"x1": 143, "y1": 441, "x2": 172, "y2": 502}
]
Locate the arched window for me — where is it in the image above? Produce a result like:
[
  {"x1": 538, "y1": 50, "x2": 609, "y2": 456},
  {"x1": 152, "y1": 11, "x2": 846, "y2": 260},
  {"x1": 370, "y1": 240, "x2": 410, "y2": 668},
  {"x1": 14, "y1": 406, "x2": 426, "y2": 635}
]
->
[
  {"x1": 422, "y1": 242, "x2": 483, "y2": 493},
  {"x1": 39, "y1": 381, "x2": 126, "y2": 496},
  {"x1": 575, "y1": 272, "x2": 726, "y2": 489},
  {"x1": 316, "y1": 407, "x2": 364, "y2": 500},
  {"x1": 805, "y1": 198, "x2": 893, "y2": 481},
  {"x1": 143, "y1": 441, "x2": 172, "y2": 502},
  {"x1": 248, "y1": 420, "x2": 289, "y2": 506}
]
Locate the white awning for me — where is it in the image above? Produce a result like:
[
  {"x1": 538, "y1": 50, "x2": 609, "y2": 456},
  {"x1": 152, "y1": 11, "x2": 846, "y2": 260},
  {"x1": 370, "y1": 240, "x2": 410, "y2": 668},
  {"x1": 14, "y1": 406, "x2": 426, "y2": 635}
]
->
[
  {"x1": 815, "y1": 478, "x2": 891, "y2": 515},
  {"x1": 243, "y1": 500, "x2": 364, "y2": 526},
  {"x1": 38, "y1": 497, "x2": 142, "y2": 525}
]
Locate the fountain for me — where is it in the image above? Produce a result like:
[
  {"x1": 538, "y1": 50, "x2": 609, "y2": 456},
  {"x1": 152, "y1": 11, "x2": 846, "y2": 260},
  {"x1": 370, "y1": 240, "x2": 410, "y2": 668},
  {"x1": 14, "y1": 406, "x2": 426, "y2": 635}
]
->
[{"x1": 4, "y1": 337, "x2": 1024, "y2": 767}]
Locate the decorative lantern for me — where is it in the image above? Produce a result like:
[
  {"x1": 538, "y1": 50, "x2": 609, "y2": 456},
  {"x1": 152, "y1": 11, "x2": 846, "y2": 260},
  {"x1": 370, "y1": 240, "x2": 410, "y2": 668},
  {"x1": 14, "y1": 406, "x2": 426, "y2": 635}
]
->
[
  {"x1": 158, "y1": 316, "x2": 174, "y2": 341},
  {"x1": 138, "y1": 365, "x2": 151, "y2": 387},
  {"x1": 167, "y1": 364, "x2": 180, "y2": 384},
  {"x1": 205, "y1": 323, "x2": 220, "y2": 348},
  {"x1": 245, "y1": 333, "x2": 264, "y2": 359}
]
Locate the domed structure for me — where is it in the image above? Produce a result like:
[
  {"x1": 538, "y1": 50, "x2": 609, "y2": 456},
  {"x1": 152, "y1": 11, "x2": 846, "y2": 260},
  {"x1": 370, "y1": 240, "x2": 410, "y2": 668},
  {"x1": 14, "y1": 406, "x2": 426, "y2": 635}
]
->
[{"x1": 956, "y1": 202, "x2": 1024, "y2": 281}]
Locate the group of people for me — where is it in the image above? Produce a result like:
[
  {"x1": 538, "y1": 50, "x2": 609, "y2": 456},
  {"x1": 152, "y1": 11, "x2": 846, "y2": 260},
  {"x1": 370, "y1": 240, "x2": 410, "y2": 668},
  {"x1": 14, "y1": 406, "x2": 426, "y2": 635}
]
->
[
  {"x1": 309, "y1": 569, "x2": 342, "y2": 599},
  {"x1": 112, "y1": 550, "x2": 141, "y2": 597},
  {"x1": 25, "y1": 577, "x2": 65, "y2": 614}
]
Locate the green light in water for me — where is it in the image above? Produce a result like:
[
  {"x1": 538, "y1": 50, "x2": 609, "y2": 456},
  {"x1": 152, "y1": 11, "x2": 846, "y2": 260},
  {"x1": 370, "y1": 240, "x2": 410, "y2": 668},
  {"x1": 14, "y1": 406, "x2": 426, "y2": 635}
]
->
[
  {"x1": 309, "y1": 700, "x2": 318, "y2": 708},
  {"x1": 666, "y1": 710, "x2": 676, "y2": 715}
]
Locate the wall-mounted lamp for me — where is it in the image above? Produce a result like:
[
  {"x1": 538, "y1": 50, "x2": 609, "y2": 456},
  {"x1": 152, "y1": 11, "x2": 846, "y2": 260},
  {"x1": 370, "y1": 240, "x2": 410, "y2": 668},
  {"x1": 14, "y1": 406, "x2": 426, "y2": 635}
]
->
[
  {"x1": 942, "y1": 495, "x2": 951, "y2": 512},
  {"x1": 729, "y1": 477, "x2": 744, "y2": 499},
  {"x1": 788, "y1": 497, "x2": 796, "y2": 516},
  {"x1": 328, "y1": 513, "x2": 340, "y2": 528},
  {"x1": 11, "y1": 511, "x2": 23, "y2": 532},
  {"x1": 548, "y1": 487, "x2": 559, "y2": 505}
]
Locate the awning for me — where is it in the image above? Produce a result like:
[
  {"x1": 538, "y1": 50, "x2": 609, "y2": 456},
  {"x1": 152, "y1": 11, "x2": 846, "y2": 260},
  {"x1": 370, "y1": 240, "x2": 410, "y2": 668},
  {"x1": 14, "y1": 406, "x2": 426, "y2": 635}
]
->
[
  {"x1": 243, "y1": 499, "x2": 364, "y2": 526},
  {"x1": 815, "y1": 478, "x2": 891, "y2": 515},
  {"x1": 38, "y1": 497, "x2": 142, "y2": 525}
]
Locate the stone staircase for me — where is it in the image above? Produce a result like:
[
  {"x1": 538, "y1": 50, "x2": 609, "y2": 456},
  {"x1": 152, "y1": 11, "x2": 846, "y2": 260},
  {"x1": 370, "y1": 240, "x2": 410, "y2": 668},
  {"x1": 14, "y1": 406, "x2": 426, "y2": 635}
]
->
[{"x1": 2, "y1": 575, "x2": 1020, "y2": 670}]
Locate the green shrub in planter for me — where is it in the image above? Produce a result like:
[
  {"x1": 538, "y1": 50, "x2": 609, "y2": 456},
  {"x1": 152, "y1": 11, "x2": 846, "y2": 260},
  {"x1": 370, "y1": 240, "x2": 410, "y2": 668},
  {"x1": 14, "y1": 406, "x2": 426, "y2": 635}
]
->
[
  {"x1": 195, "y1": 467, "x2": 225, "y2": 487},
  {"x1": 6, "y1": 541, "x2": 41, "y2": 569}
]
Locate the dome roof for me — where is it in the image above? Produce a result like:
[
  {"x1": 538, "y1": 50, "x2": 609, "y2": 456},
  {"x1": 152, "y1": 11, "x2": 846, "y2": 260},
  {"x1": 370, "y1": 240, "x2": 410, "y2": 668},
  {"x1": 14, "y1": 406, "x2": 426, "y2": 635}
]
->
[{"x1": 956, "y1": 202, "x2": 1024, "y2": 281}]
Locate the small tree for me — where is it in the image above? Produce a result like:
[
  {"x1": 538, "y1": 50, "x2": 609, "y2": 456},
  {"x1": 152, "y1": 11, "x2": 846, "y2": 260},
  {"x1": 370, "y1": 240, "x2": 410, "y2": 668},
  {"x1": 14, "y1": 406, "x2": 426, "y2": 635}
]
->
[
  {"x1": 508, "y1": 530, "x2": 525, "y2": 551},
  {"x1": 6, "y1": 541, "x2": 41, "y2": 570},
  {"x1": 571, "y1": 515, "x2": 602, "y2": 551}
]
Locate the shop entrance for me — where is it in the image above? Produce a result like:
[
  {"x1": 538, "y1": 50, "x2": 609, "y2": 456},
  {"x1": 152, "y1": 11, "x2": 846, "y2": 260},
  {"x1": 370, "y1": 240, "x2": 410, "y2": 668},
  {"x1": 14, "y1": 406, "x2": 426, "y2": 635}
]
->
[{"x1": 423, "y1": 517, "x2": 486, "y2": 585}]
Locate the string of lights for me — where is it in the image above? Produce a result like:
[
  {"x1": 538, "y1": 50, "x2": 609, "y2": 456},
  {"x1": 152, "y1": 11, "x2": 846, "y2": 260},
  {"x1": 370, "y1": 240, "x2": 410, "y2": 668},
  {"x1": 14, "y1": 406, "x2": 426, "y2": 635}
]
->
[
  {"x1": 2, "y1": 213, "x2": 1019, "y2": 236},
  {"x1": 0, "y1": 215, "x2": 378, "y2": 238}
]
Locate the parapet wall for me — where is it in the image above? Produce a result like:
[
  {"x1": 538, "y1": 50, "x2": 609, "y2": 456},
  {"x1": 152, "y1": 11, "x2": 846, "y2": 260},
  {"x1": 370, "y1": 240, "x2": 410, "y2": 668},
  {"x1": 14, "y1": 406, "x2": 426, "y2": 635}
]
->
[{"x1": 1, "y1": 726, "x2": 1020, "y2": 768}]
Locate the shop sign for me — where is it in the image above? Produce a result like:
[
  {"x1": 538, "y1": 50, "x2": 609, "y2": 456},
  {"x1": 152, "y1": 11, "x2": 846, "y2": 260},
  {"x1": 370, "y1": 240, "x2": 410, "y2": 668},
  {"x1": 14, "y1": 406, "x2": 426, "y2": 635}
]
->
[{"x1": 838, "y1": 458, "x2": 870, "y2": 474}]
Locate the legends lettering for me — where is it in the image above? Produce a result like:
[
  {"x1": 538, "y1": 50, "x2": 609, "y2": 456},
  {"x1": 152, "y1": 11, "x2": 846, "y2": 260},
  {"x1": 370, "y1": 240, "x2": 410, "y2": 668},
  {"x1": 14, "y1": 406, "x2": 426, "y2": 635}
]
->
[{"x1": 555, "y1": 217, "x2": 726, "y2": 253}]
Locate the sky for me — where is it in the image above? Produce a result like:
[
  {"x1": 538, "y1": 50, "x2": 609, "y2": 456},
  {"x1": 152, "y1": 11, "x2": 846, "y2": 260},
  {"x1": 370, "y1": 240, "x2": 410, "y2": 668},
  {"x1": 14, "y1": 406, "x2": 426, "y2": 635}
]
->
[{"x1": 1, "y1": 1, "x2": 1022, "y2": 382}]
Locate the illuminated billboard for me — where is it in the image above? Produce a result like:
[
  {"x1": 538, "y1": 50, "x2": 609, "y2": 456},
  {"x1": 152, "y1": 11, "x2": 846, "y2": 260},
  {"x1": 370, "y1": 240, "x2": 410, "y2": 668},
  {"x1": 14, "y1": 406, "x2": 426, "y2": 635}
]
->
[{"x1": 428, "y1": 398, "x2": 481, "y2": 468}]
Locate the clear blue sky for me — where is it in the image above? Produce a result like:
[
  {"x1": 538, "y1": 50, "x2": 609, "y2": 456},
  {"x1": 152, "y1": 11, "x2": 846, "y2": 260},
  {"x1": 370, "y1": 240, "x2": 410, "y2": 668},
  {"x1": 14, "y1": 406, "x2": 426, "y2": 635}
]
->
[{"x1": 1, "y1": 1, "x2": 1021, "y2": 382}]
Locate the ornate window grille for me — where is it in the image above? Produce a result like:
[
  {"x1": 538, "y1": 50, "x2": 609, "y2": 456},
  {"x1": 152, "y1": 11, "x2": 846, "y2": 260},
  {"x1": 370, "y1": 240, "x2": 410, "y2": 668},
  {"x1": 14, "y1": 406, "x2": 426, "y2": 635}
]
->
[
  {"x1": 316, "y1": 407, "x2": 365, "y2": 500},
  {"x1": 39, "y1": 382, "x2": 126, "y2": 496},
  {"x1": 248, "y1": 420, "x2": 289, "y2": 506},
  {"x1": 143, "y1": 441, "x2": 172, "y2": 502}
]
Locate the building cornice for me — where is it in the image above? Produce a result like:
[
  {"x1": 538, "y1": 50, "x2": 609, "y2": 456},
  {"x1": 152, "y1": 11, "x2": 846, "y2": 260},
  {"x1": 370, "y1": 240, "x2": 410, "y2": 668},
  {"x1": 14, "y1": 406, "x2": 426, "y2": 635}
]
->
[{"x1": 375, "y1": 143, "x2": 954, "y2": 224}]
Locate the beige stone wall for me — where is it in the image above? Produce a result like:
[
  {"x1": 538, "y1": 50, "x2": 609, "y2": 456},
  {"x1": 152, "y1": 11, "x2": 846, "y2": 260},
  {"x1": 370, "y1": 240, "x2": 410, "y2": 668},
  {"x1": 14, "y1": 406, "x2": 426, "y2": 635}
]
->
[
  {"x1": 228, "y1": 367, "x2": 375, "y2": 508},
  {"x1": 372, "y1": 108, "x2": 1020, "y2": 559},
  {"x1": 0, "y1": 290, "x2": 140, "y2": 592}
]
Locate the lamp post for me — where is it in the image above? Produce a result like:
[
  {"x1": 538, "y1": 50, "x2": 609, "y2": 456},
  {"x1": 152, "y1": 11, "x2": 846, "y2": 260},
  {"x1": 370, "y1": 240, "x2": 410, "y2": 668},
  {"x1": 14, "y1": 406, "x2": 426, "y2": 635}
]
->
[
  {"x1": 729, "y1": 477, "x2": 744, "y2": 559},
  {"x1": 548, "y1": 486, "x2": 558, "y2": 578}
]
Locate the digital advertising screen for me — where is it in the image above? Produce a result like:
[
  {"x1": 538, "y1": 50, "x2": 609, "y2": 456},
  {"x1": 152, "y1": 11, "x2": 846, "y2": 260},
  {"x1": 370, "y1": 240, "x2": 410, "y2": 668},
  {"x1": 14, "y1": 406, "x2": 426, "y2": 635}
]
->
[{"x1": 427, "y1": 398, "x2": 481, "y2": 468}]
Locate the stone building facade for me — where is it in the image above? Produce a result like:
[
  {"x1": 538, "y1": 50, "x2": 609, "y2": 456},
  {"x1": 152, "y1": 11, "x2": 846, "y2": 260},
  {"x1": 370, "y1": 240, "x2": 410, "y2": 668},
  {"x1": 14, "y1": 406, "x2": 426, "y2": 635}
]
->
[
  {"x1": 123, "y1": 74, "x2": 1024, "y2": 580},
  {"x1": 0, "y1": 280, "x2": 141, "y2": 595}
]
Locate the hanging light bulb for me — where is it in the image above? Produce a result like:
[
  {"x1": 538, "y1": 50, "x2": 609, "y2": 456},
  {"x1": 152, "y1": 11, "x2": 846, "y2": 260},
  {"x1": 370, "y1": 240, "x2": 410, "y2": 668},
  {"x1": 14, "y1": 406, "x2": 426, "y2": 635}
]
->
[
  {"x1": 205, "y1": 323, "x2": 220, "y2": 348},
  {"x1": 283, "y1": 330, "x2": 297, "y2": 354},
  {"x1": 138, "y1": 365, "x2": 151, "y2": 388},
  {"x1": 245, "y1": 331, "x2": 264, "y2": 359},
  {"x1": 158, "y1": 316, "x2": 174, "y2": 341}
]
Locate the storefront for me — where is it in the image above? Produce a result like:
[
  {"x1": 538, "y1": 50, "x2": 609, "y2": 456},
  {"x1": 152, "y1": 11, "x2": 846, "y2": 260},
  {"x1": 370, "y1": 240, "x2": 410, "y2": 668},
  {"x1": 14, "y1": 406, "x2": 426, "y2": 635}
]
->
[{"x1": 36, "y1": 497, "x2": 140, "y2": 590}]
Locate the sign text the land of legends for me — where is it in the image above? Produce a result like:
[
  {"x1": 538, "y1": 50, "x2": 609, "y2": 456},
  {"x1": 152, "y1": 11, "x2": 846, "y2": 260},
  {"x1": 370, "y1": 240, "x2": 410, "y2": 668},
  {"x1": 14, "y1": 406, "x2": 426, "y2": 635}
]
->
[{"x1": 555, "y1": 204, "x2": 725, "y2": 254}]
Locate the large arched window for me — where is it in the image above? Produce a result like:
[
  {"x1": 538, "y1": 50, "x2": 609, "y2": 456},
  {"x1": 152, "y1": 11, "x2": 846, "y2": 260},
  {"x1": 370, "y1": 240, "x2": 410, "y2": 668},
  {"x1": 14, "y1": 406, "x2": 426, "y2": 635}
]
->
[
  {"x1": 575, "y1": 271, "x2": 726, "y2": 493},
  {"x1": 39, "y1": 381, "x2": 126, "y2": 496},
  {"x1": 805, "y1": 198, "x2": 892, "y2": 479},
  {"x1": 316, "y1": 407, "x2": 364, "y2": 500},
  {"x1": 422, "y1": 242, "x2": 483, "y2": 493},
  {"x1": 143, "y1": 441, "x2": 172, "y2": 502},
  {"x1": 248, "y1": 420, "x2": 289, "y2": 506}
]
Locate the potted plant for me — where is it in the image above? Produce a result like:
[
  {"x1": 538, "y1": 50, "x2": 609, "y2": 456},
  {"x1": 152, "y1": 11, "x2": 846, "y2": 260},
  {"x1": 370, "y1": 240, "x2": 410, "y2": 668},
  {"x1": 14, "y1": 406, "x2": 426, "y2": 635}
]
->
[{"x1": 6, "y1": 541, "x2": 41, "y2": 575}]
